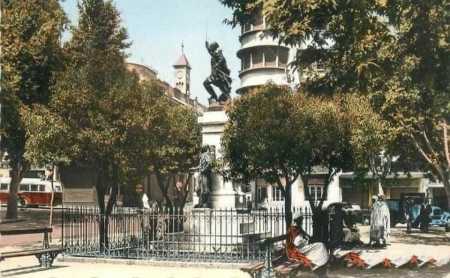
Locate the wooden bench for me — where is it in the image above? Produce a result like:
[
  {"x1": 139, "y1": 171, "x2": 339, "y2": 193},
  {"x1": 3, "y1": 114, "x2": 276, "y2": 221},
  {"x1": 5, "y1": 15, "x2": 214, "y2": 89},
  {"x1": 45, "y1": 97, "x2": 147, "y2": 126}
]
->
[
  {"x1": 240, "y1": 233, "x2": 316, "y2": 278},
  {"x1": 240, "y1": 234, "x2": 288, "y2": 278},
  {"x1": 0, "y1": 223, "x2": 64, "y2": 268},
  {"x1": 241, "y1": 231, "x2": 272, "y2": 255}
]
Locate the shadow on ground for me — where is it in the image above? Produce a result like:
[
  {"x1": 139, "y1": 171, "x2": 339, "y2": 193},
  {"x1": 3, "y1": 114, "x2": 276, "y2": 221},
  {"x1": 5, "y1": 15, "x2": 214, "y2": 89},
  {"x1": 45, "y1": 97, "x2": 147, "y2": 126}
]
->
[
  {"x1": 389, "y1": 229, "x2": 450, "y2": 246},
  {"x1": 1, "y1": 265, "x2": 67, "y2": 277}
]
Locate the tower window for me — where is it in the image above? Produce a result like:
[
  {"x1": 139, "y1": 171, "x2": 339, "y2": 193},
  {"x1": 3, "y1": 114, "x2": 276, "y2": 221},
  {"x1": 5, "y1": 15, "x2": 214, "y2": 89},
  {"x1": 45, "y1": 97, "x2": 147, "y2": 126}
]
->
[
  {"x1": 252, "y1": 13, "x2": 264, "y2": 30},
  {"x1": 242, "y1": 53, "x2": 251, "y2": 70},
  {"x1": 278, "y1": 49, "x2": 289, "y2": 67},
  {"x1": 264, "y1": 48, "x2": 277, "y2": 67},
  {"x1": 252, "y1": 51, "x2": 263, "y2": 68}
]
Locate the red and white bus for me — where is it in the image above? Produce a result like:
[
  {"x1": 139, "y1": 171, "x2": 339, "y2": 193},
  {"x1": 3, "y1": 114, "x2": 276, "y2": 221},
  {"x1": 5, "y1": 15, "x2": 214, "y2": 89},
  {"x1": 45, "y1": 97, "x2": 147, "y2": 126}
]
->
[{"x1": 0, "y1": 177, "x2": 63, "y2": 207}]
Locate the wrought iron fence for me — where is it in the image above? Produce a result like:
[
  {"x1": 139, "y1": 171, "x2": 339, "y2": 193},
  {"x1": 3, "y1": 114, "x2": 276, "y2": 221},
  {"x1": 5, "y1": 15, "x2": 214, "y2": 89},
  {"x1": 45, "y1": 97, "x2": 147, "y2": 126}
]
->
[{"x1": 62, "y1": 206, "x2": 312, "y2": 263}]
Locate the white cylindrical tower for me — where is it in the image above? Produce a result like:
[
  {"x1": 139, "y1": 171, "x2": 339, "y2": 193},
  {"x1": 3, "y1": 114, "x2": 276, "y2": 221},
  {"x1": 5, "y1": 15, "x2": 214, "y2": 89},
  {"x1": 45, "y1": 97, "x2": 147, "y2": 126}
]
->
[{"x1": 237, "y1": 12, "x2": 293, "y2": 94}]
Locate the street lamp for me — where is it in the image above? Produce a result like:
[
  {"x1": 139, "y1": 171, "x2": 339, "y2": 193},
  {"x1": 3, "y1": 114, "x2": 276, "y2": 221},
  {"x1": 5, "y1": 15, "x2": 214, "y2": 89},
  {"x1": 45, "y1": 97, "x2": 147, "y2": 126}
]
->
[{"x1": 369, "y1": 150, "x2": 399, "y2": 197}]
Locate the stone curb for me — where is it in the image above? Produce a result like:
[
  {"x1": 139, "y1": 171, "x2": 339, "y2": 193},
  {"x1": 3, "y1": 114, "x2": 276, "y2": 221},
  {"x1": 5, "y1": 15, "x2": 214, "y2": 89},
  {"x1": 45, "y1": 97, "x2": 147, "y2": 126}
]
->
[{"x1": 58, "y1": 255, "x2": 249, "y2": 269}]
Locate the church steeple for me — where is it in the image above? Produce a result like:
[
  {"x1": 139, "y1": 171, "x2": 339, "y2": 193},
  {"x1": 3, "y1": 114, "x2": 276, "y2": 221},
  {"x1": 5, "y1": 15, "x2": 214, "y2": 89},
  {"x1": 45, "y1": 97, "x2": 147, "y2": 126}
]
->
[{"x1": 173, "y1": 43, "x2": 191, "y2": 95}]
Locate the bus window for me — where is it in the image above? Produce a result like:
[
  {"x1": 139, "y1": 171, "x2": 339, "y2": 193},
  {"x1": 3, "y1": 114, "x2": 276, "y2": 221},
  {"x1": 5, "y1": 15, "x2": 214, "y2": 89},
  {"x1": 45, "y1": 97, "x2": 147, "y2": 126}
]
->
[
  {"x1": 0, "y1": 184, "x2": 8, "y2": 191},
  {"x1": 19, "y1": 184, "x2": 29, "y2": 191},
  {"x1": 30, "y1": 184, "x2": 39, "y2": 192},
  {"x1": 39, "y1": 184, "x2": 45, "y2": 192}
]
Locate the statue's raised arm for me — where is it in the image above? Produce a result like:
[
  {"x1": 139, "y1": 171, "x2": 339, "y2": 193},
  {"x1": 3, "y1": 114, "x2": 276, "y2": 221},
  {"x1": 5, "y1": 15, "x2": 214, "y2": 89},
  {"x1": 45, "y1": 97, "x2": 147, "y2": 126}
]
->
[{"x1": 205, "y1": 41, "x2": 212, "y2": 55}]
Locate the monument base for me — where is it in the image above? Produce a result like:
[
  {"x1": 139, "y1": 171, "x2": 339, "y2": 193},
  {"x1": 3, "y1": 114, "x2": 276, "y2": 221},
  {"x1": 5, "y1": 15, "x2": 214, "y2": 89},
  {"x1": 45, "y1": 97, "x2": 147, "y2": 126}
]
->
[{"x1": 210, "y1": 190, "x2": 236, "y2": 209}]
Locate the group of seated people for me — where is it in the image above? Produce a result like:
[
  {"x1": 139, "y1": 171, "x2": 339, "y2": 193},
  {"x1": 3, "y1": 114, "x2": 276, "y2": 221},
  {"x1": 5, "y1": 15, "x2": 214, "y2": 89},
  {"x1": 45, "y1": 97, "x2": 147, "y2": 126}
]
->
[{"x1": 287, "y1": 207, "x2": 364, "y2": 270}]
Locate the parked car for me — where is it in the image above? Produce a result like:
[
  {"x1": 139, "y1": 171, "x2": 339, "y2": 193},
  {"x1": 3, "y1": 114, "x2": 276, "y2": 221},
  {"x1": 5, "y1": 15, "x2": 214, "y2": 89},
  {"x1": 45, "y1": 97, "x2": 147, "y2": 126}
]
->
[
  {"x1": 430, "y1": 206, "x2": 443, "y2": 222},
  {"x1": 385, "y1": 199, "x2": 403, "y2": 227},
  {"x1": 431, "y1": 211, "x2": 450, "y2": 228},
  {"x1": 341, "y1": 203, "x2": 363, "y2": 223},
  {"x1": 386, "y1": 193, "x2": 437, "y2": 227}
]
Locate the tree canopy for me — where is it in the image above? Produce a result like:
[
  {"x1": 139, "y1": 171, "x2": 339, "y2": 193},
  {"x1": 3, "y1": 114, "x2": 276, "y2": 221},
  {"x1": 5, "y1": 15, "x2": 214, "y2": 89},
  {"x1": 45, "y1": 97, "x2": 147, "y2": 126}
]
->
[
  {"x1": 220, "y1": 0, "x2": 450, "y2": 208},
  {"x1": 223, "y1": 85, "x2": 370, "y2": 229},
  {"x1": 23, "y1": 1, "x2": 202, "y2": 241},
  {"x1": 0, "y1": 0, "x2": 66, "y2": 219}
]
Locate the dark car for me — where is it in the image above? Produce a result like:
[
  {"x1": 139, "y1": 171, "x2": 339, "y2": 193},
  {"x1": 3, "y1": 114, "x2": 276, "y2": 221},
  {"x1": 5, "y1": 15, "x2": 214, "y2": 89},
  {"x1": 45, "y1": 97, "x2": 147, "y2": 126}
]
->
[
  {"x1": 385, "y1": 193, "x2": 427, "y2": 227},
  {"x1": 431, "y1": 210, "x2": 447, "y2": 227},
  {"x1": 385, "y1": 199, "x2": 403, "y2": 227}
]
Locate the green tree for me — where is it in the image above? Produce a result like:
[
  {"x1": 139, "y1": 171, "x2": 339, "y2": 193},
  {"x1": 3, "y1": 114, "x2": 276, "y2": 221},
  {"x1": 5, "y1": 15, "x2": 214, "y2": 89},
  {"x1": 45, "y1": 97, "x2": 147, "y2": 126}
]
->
[
  {"x1": 220, "y1": 0, "x2": 450, "y2": 208},
  {"x1": 152, "y1": 105, "x2": 201, "y2": 210},
  {"x1": 24, "y1": 0, "x2": 202, "y2": 246},
  {"x1": 0, "y1": 0, "x2": 66, "y2": 220},
  {"x1": 124, "y1": 96, "x2": 201, "y2": 210},
  {"x1": 22, "y1": 0, "x2": 136, "y2": 249},
  {"x1": 222, "y1": 85, "x2": 355, "y2": 236}
]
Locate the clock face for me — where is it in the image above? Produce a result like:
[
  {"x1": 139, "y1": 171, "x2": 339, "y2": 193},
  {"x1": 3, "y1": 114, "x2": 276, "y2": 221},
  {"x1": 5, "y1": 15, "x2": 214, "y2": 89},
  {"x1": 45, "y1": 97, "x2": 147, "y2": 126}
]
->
[{"x1": 176, "y1": 71, "x2": 184, "y2": 79}]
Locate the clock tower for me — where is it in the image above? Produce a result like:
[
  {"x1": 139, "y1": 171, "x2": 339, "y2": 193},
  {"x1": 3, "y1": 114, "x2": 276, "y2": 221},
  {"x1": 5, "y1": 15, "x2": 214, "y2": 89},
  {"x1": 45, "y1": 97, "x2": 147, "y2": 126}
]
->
[{"x1": 173, "y1": 44, "x2": 191, "y2": 95}]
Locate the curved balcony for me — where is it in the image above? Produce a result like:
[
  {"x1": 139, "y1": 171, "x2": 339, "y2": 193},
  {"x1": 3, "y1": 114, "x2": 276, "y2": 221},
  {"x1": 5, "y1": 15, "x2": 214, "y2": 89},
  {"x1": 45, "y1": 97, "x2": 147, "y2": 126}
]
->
[{"x1": 238, "y1": 65, "x2": 286, "y2": 78}]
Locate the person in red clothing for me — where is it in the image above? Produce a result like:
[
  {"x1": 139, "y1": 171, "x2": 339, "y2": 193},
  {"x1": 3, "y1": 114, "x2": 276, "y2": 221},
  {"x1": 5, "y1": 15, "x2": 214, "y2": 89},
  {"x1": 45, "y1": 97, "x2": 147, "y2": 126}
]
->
[{"x1": 287, "y1": 212, "x2": 329, "y2": 270}]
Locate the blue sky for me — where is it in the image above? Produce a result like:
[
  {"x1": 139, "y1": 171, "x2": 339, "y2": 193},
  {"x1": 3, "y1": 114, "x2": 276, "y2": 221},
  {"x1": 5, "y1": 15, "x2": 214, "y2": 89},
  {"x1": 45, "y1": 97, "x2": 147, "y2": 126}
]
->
[{"x1": 61, "y1": 0, "x2": 241, "y2": 104}]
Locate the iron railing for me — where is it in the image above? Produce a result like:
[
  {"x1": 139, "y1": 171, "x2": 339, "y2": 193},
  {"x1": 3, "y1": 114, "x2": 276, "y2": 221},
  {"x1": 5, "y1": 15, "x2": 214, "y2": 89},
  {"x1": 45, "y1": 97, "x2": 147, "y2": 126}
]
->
[{"x1": 62, "y1": 206, "x2": 312, "y2": 263}]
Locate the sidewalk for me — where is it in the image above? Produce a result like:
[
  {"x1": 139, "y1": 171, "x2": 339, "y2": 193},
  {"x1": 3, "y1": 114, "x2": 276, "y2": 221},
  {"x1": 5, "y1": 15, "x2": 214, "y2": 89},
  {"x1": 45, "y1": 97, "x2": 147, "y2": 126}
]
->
[
  {"x1": 333, "y1": 225, "x2": 450, "y2": 269},
  {"x1": 1, "y1": 255, "x2": 449, "y2": 278},
  {"x1": 0, "y1": 257, "x2": 249, "y2": 278}
]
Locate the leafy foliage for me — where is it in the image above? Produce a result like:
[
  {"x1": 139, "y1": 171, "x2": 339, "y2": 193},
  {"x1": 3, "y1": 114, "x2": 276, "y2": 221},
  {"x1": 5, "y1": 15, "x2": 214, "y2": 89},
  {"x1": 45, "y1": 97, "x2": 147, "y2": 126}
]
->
[
  {"x1": 0, "y1": 0, "x2": 66, "y2": 219},
  {"x1": 220, "y1": 0, "x2": 450, "y2": 207},
  {"x1": 223, "y1": 85, "x2": 361, "y2": 228},
  {"x1": 23, "y1": 0, "x2": 201, "y2": 246}
]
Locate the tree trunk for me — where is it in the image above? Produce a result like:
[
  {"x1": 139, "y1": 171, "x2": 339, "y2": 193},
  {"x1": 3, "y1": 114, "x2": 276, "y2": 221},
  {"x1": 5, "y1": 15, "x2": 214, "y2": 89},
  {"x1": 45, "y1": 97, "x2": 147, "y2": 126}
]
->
[
  {"x1": 303, "y1": 178, "x2": 328, "y2": 243},
  {"x1": 99, "y1": 164, "x2": 119, "y2": 251},
  {"x1": 5, "y1": 159, "x2": 28, "y2": 220},
  {"x1": 106, "y1": 164, "x2": 118, "y2": 216},
  {"x1": 284, "y1": 183, "x2": 292, "y2": 229},
  {"x1": 442, "y1": 178, "x2": 450, "y2": 210},
  {"x1": 155, "y1": 171, "x2": 173, "y2": 208},
  {"x1": 180, "y1": 173, "x2": 192, "y2": 212},
  {"x1": 95, "y1": 167, "x2": 107, "y2": 252}
]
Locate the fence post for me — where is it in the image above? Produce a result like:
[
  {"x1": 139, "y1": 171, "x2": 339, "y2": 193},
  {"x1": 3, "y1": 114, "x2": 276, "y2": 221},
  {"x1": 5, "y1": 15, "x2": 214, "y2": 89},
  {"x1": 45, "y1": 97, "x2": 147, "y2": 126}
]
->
[{"x1": 261, "y1": 241, "x2": 275, "y2": 278}]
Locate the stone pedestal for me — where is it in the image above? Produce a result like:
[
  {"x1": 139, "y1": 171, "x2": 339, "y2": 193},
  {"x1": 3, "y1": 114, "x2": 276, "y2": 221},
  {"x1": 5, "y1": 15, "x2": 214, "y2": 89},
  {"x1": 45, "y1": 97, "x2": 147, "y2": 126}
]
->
[{"x1": 198, "y1": 106, "x2": 236, "y2": 209}]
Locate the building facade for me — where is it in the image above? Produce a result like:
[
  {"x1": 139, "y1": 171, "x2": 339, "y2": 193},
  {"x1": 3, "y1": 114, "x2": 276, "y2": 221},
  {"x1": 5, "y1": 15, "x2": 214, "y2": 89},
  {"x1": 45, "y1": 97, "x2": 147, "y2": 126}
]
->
[{"x1": 236, "y1": 11, "x2": 293, "y2": 94}]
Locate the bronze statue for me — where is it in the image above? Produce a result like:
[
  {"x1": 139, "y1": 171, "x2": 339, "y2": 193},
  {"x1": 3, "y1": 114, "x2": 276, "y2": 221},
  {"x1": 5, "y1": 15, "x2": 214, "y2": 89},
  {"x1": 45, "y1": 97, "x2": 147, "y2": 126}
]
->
[
  {"x1": 203, "y1": 41, "x2": 232, "y2": 103},
  {"x1": 195, "y1": 145, "x2": 215, "y2": 208}
]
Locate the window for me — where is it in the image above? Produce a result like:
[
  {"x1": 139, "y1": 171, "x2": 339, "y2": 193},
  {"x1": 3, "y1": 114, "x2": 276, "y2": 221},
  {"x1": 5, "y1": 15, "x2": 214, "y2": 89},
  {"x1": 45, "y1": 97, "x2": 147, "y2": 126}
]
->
[
  {"x1": 272, "y1": 186, "x2": 284, "y2": 201},
  {"x1": 39, "y1": 184, "x2": 45, "y2": 192},
  {"x1": 252, "y1": 51, "x2": 263, "y2": 67},
  {"x1": 55, "y1": 186, "x2": 62, "y2": 192},
  {"x1": 242, "y1": 53, "x2": 251, "y2": 70},
  {"x1": 19, "y1": 184, "x2": 29, "y2": 191},
  {"x1": 30, "y1": 184, "x2": 39, "y2": 192},
  {"x1": 264, "y1": 48, "x2": 277, "y2": 67},
  {"x1": 256, "y1": 186, "x2": 267, "y2": 202},
  {"x1": 252, "y1": 13, "x2": 264, "y2": 29},
  {"x1": 306, "y1": 184, "x2": 325, "y2": 201},
  {"x1": 278, "y1": 49, "x2": 289, "y2": 67},
  {"x1": 0, "y1": 184, "x2": 8, "y2": 191}
]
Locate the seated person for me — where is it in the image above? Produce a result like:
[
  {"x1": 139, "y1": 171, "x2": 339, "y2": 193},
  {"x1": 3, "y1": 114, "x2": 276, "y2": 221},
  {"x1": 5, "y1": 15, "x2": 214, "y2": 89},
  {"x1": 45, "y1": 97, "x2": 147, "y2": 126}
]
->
[
  {"x1": 287, "y1": 212, "x2": 329, "y2": 270},
  {"x1": 342, "y1": 209, "x2": 363, "y2": 249}
]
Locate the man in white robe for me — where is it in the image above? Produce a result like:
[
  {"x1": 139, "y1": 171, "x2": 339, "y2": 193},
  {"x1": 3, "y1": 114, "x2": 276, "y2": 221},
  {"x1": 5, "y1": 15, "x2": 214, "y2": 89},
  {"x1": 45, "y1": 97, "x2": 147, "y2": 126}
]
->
[{"x1": 369, "y1": 195, "x2": 390, "y2": 247}]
